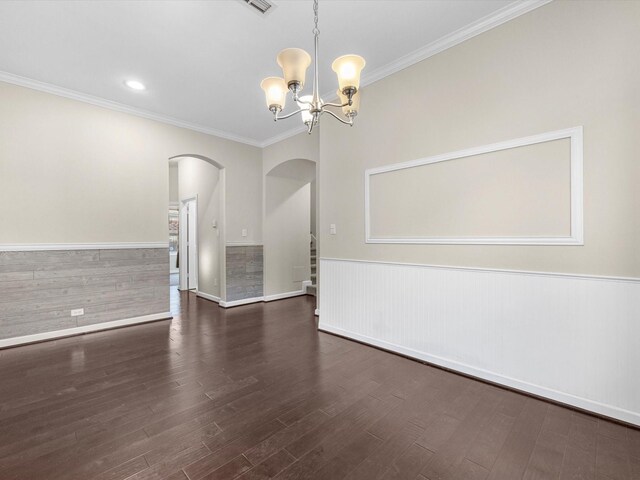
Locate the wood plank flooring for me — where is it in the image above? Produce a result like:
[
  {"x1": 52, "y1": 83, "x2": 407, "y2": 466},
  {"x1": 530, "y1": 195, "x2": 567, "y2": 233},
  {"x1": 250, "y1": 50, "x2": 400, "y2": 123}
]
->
[{"x1": 0, "y1": 290, "x2": 638, "y2": 480}]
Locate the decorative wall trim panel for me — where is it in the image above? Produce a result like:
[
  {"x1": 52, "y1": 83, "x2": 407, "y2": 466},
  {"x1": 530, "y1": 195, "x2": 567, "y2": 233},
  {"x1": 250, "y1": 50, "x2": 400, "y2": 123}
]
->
[
  {"x1": 365, "y1": 126, "x2": 584, "y2": 245},
  {"x1": 0, "y1": 312, "x2": 172, "y2": 349},
  {"x1": 0, "y1": 242, "x2": 169, "y2": 252},
  {"x1": 318, "y1": 258, "x2": 640, "y2": 426},
  {"x1": 0, "y1": 248, "x2": 170, "y2": 344}
]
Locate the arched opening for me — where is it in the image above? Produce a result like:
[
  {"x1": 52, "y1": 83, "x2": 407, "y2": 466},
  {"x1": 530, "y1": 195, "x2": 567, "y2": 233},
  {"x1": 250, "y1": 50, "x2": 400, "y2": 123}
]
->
[
  {"x1": 264, "y1": 158, "x2": 317, "y2": 300},
  {"x1": 168, "y1": 154, "x2": 226, "y2": 313}
]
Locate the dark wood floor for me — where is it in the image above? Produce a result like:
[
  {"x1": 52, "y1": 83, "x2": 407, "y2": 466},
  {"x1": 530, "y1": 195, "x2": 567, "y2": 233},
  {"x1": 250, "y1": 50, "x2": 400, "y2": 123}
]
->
[{"x1": 0, "y1": 291, "x2": 638, "y2": 480}]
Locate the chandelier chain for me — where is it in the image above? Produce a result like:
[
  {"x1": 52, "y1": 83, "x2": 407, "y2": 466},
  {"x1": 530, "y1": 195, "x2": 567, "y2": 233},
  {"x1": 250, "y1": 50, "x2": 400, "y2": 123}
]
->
[{"x1": 312, "y1": 0, "x2": 319, "y2": 36}]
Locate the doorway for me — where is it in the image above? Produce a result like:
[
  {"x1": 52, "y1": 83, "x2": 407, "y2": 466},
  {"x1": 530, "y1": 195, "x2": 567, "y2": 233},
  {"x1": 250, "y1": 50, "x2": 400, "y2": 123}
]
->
[
  {"x1": 169, "y1": 154, "x2": 226, "y2": 308},
  {"x1": 179, "y1": 197, "x2": 198, "y2": 291}
]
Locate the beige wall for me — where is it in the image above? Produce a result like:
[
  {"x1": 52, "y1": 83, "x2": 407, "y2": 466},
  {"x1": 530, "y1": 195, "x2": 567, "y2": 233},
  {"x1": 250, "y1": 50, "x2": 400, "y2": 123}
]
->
[
  {"x1": 262, "y1": 132, "x2": 318, "y2": 296},
  {"x1": 178, "y1": 157, "x2": 222, "y2": 298},
  {"x1": 369, "y1": 138, "x2": 572, "y2": 239},
  {"x1": 319, "y1": 0, "x2": 640, "y2": 277},
  {"x1": 168, "y1": 164, "x2": 179, "y2": 204},
  {"x1": 264, "y1": 175, "x2": 311, "y2": 296},
  {"x1": 0, "y1": 81, "x2": 262, "y2": 245},
  {"x1": 262, "y1": 131, "x2": 319, "y2": 174}
]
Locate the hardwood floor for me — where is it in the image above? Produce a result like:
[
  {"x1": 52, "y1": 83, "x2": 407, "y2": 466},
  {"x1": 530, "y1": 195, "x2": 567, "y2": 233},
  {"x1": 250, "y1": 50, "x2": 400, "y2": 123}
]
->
[{"x1": 0, "y1": 291, "x2": 638, "y2": 480}]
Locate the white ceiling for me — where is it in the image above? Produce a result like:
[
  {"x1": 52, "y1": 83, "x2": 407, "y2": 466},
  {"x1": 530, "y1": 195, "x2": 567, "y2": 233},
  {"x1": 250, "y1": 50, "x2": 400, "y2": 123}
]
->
[{"x1": 0, "y1": 0, "x2": 544, "y2": 146}]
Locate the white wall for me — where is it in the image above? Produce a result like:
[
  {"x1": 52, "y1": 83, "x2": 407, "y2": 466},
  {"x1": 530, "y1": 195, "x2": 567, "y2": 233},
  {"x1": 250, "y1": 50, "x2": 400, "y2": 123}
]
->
[
  {"x1": 178, "y1": 157, "x2": 222, "y2": 298},
  {"x1": 0, "y1": 81, "x2": 262, "y2": 245},
  {"x1": 317, "y1": 0, "x2": 640, "y2": 425}
]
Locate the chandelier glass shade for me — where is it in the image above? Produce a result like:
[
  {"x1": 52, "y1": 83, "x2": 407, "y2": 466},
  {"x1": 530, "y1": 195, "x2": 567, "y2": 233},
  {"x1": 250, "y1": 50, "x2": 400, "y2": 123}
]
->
[{"x1": 260, "y1": 0, "x2": 365, "y2": 133}]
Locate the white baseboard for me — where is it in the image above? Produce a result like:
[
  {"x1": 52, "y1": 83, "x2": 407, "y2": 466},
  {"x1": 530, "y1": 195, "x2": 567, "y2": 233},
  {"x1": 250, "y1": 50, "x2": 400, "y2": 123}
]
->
[
  {"x1": 196, "y1": 291, "x2": 220, "y2": 303},
  {"x1": 319, "y1": 323, "x2": 640, "y2": 426},
  {"x1": 220, "y1": 296, "x2": 264, "y2": 308},
  {"x1": 170, "y1": 269, "x2": 179, "y2": 274},
  {"x1": 0, "y1": 312, "x2": 173, "y2": 349},
  {"x1": 264, "y1": 290, "x2": 306, "y2": 302}
]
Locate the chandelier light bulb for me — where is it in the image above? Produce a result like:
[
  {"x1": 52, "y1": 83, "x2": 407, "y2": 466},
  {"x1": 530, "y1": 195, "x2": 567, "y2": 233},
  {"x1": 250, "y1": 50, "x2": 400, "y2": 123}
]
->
[
  {"x1": 332, "y1": 55, "x2": 366, "y2": 94},
  {"x1": 277, "y1": 48, "x2": 312, "y2": 91},
  {"x1": 260, "y1": 77, "x2": 287, "y2": 111}
]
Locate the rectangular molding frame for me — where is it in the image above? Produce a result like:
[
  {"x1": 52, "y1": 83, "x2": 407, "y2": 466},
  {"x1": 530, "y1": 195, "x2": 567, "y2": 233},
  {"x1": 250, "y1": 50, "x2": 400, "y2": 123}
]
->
[
  {"x1": 364, "y1": 126, "x2": 584, "y2": 245},
  {"x1": 0, "y1": 312, "x2": 172, "y2": 349},
  {"x1": 318, "y1": 257, "x2": 640, "y2": 426}
]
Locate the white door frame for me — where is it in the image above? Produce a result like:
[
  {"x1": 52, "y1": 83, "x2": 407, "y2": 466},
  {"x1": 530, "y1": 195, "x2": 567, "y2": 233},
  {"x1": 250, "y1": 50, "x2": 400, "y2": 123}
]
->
[{"x1": 179, "y1": 196, "x2": 198, "y2": 291}]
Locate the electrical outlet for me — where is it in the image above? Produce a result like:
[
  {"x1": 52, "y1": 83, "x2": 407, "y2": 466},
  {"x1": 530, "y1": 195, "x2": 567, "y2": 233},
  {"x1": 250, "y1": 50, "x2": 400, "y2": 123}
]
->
[
  {"x1": 71, "y1": 308, "x2": 84, "y2": 317},
  {"x1": 242, "y1": 228, "x2": 248, "y2": 237},
  {"x1": 330, "y1": 224, "x2": 336, "y2": 235}
]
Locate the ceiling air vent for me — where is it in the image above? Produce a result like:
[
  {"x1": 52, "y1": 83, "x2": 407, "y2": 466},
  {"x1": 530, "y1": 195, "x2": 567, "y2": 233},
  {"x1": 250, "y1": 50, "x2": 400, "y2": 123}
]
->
[{"x1": 243, "y1": 0, "x2": 274, "y2": 15}]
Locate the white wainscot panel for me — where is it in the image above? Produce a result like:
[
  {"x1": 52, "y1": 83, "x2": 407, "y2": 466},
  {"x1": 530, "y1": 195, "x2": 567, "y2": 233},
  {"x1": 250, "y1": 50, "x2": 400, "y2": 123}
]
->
[{"x1": 318, "y1": 258, "x2": 640, "y2": 426}]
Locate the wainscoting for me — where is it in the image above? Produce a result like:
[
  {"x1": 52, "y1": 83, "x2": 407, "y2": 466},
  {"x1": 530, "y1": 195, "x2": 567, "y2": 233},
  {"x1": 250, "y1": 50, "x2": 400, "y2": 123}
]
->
[
  {"x1": 225, "y1": 245, "x2": 264, "y2": 303},
  {"x1": 0, "y1": 245, "x2": 170, "y2": 348},
  {"x1": 318, "y1": 258, "x2": 640, "y2": 426}
]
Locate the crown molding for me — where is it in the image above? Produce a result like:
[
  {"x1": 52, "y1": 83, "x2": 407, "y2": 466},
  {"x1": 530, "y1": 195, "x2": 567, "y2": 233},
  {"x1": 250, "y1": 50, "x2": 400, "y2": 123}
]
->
[
  {"x1": 0, "y1": 71, "x2": 263, "y2": 148},
  {"x1": 260, "y1": 123, "x2": 310, "y2": 148},
  {"x1": 0, "y1": 1, "x2": 552, "y2": 150},
  {"x1": 355, "y1": 0, "x2": 553, "y2": 90},
  {"x1": 258, "y1": 0, "x2": 553, "y2": 148}
]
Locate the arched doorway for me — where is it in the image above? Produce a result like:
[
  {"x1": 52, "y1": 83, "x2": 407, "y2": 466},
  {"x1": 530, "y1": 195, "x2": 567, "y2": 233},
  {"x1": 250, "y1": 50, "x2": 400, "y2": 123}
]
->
[
  {"x1": 264, "y1": 158, "x2": 316, "y2": 301},
  {"x1": 168, "y1": 154, "x2": 226, "y2": 310}
]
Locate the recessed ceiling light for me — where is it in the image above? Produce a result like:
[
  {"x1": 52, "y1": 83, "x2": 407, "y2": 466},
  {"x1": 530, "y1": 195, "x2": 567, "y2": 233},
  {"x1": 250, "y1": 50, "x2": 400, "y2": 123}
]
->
[{"x1": 124, "y1": 80, "x2": 146, "y2": 91}]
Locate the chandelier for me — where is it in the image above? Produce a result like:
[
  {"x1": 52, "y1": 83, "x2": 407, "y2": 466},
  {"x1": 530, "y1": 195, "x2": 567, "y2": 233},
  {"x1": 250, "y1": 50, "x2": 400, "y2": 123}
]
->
[{"x1": 260, "y1": 0, "x2": 365, "y2": 133}]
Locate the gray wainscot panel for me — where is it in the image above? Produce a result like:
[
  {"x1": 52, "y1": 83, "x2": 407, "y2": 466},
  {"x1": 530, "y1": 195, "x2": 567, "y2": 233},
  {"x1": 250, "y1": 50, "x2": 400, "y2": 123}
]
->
[
  {"x1": 226, "y1": 245, "x2": 264, "y2": 302},
  {"x1": 0, "y1": 248, "x2": 170, "y2": 340}
]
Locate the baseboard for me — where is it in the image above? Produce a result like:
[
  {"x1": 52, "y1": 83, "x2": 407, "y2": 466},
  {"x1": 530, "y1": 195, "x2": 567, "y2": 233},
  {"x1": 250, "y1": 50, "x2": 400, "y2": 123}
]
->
[
  {"x1": 219, "y1": 296, "x2": 264, "y2": 308},
  {"x1": 318, "y1": 323, "x2": 640, "y2": 427},
  {"x1": 0, "y1": 312, "x2": 173, "y2": 349},
  {"x1": 264, "y1": 290, "x2": 306, "y2": 302},
  {"x1": 196, "y1": 291, "x2": 220, "y2": 303},
  {"x1": 170, "y1": 269, "x2": 179, "y2": 274}
]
